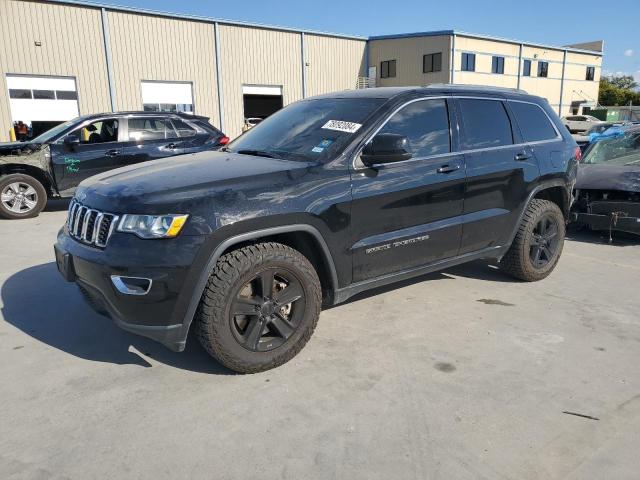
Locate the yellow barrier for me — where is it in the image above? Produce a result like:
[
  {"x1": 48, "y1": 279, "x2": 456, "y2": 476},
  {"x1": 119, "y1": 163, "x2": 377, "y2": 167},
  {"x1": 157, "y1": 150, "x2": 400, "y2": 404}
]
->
[{"x1": 9, "y1": 127, "x2": 16, "y2": 142}]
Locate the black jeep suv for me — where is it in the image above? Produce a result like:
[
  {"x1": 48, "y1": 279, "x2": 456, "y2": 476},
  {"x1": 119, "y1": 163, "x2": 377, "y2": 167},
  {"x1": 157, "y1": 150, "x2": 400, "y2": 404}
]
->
[
  {"x1": 0, "y1": 111, "x2": 227, "y2": 219},
  {"x1": 55, "y1": 86, "x2": 578, "y2": 373}
]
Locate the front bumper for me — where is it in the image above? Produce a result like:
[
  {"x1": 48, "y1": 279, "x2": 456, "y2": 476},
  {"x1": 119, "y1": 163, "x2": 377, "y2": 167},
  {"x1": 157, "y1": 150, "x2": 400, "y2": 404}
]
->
[{"x1": 54, "y1": 227, "x2": 207, "y2": 351}]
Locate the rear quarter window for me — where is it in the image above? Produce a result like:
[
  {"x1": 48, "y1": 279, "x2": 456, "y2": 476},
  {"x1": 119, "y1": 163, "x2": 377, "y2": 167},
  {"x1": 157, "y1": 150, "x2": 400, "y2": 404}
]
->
[
  {"x1": 458, "y1": 99, "x2": 513, "y2": 150},
  {"x1": 509, "y1": 102, "x2": 558, "y2": 142}
]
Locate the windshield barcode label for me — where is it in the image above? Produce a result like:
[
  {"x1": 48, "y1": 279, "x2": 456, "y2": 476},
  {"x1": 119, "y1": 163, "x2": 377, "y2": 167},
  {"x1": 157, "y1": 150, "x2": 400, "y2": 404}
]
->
[{"x1": 321, "y1": 120, "x2": 362, "y2": 133}]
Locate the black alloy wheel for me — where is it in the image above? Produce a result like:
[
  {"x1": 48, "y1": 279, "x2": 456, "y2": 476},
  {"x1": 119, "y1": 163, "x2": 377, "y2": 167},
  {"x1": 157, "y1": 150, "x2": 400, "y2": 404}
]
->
[{"x1": 230, "y1": 268, "x2": 306, "y2": 352}]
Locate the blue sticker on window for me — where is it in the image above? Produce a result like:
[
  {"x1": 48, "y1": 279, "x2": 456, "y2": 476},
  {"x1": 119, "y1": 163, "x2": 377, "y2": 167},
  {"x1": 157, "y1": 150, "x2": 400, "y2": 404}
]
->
[{"x1": 311, "y1": 139, "x2": 334, "y2": 153}]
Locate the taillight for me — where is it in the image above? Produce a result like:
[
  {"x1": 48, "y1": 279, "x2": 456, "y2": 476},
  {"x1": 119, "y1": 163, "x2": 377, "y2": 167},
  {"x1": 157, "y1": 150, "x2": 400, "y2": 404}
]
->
[
  {"x1": 575, "y1": 146, "x2": 582, "y2": 162},
  {"x1": 219, "y1": 136, "x2": 230, "y2": 146}
]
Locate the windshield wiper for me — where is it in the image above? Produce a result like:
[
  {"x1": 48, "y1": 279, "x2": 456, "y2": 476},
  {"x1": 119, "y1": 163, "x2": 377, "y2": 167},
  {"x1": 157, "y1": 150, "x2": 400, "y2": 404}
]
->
[
  {"x1": 235, "y1": 149, "x2": 280, "y2": 159},
  {"x1": 624, "y1": 159, "x2": 640, "y2": 166}
]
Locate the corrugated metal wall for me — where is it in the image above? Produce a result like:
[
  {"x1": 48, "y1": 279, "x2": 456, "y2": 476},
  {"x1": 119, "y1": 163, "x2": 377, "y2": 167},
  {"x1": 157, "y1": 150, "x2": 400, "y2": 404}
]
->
[
  {"x1": 368, "y1": 36, "x2": 452, "y2": 87},
  {"x1": 218, "y1": 25, "x2": 303, "y2": 138},
  {"x1": 106, "y1": 11, "x2": 220, "y2": 127},
  {"x1": 0, "y1": 1, "x2": 368, "y2": 142},
  {"x1": 305, "y1": 35, "x2": 367, "y2": 97},
  {"x1": 0, "y1": 0, "x2": 111, "y2": 141}
]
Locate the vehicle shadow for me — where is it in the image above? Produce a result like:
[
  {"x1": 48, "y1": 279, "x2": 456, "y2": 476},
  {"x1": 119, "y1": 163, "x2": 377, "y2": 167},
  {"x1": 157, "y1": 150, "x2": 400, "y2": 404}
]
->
[
  {"x1": 567, "y1": 226, "x2": 640, "y2": 246},
  {"x1": 1, "y1": 262, "x2": 234, "y2": 375},
  {"x1": 329, "y1": 259, "x2": 513, "y2": 308}
]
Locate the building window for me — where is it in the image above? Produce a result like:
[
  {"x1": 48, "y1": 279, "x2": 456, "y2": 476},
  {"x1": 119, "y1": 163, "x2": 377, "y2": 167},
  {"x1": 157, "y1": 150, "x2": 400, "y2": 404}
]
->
[
  {"x1": 537, "y1": 61, "x2": 549, "y2": 78},
  {"x1": 381, "y1": 60, "x2": 396, "y2": 78},
  {"x1": 56, "y1": 90, "x2": 78, "y2": 100},
  {"x1": 491, "y1": 56, "x2": 505, "y2": 74},
  {"x1": 586, "y1": 66, "x2": 595, "y2": 81},
  {"x1": 461, "y1": 53, "x2": 476, "y2": 72},
  {"x1": 523, "y1": 59, "x2": 532, "y2": 77},
  {"x1": 423, "y1": 53, "x2": 442, "y2": 73},
  {"x1": 33, "y1": 90, "x2": 55, "y2": 100},
  {"x1": 8, "y1": 89, "x2": 32, "y2": 99}
]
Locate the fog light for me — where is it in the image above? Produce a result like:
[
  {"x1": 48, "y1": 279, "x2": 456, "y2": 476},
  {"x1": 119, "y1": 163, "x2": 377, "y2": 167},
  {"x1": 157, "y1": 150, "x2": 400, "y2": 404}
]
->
[{"x1": 111, "y1": 275, "x2": 152, "y2": 295}]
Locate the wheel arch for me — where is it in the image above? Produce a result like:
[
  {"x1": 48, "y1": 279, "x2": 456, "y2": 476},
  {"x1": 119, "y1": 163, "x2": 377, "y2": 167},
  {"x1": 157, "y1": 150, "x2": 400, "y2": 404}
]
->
[
  {"x1": 176, "y1": 224, "x2": 339, "y2": 348},
  {"x1": 0, "y1": 163, "x2": 54, "y2": 196},
  {"x1": 502, "y1": 180, "x2": 570, "y2": 257}
]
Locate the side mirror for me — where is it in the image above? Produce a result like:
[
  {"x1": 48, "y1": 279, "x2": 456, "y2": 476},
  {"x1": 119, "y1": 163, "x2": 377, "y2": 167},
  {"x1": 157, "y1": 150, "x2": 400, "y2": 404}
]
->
[
  {"x1": 63, "y1": 134, "x2": 80, "y2": 147},
  {"x1": 361, "y1": 133, "x2": 412, "y2": 166}
]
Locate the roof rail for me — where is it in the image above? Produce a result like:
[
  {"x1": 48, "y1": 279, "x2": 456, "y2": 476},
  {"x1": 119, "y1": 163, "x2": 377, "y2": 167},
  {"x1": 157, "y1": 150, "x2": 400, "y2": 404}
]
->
[{"x1": 425, "y1": 84, "x2": 529, "y2": 94}]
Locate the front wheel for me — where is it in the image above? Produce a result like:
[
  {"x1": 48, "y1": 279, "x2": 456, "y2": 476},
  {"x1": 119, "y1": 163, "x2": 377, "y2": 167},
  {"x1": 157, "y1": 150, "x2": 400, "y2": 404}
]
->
[
  {"x1": 499, "y1": 199, "x2": 565, "y2": 281},
  {"x1": 195, "y1": 242, "x2": 322, "y2": 373},
  {"x1": 0, "y1": 174, "x2": 47, "y2": 219}
]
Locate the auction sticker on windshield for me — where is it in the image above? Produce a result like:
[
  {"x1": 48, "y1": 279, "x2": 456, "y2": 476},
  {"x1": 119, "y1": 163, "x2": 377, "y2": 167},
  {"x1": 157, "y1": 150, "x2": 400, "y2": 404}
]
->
[{"x1": 321, "y1": 120, "x2": 362, "y2": 134}]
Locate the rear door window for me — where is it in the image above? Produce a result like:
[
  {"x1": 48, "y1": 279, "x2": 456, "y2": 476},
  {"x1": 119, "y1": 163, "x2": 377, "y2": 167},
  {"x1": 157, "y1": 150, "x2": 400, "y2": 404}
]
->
[
  {"x1": 128, "y1": 117, "x2": 178, "y2": 141},
  {"x1": 170, "y1": 118, "x2": 197, "y2": 138},
  {"x1": 509, "y1": 102, "x2": 558, "y2": 142},
  {"x1": 458, "y1": 99, "x2": 513, "y2": 150},
  {"x1": 377, "y1": 99, "x2": 451, "y2": 157}
]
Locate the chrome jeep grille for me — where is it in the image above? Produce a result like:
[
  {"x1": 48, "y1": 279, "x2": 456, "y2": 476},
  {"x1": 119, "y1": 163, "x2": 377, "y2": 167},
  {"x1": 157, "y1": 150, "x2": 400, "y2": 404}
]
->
[{"x1": 67, "y1": 200, "x2": 119, "y2": 248}]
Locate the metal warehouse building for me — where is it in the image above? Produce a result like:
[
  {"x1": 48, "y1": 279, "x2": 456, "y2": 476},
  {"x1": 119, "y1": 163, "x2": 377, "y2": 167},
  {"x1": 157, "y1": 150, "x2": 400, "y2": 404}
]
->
[{"x1": 0, "y1": 0, "x2": 603, "y2": 141}]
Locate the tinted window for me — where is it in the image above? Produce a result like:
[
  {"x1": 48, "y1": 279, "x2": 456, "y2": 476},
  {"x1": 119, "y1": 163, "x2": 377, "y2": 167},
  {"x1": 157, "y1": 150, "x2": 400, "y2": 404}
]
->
[
  {"x1": 378, "y1": 99, "x2": 450, "y2": 157},
  {"x1": 462, "y1": 53, "x2": 476, "y2": 72},
  {"x1": 227, "y1": 98, "x2": 385, "y2": 162},
  {"x1": 171, "y1": 118, "x2": 197, "y2": 138},
  {"x1": 458, "y1": 99, "x2": 513, "y2": 149},
  {"x1": 523, "y1": 59, "x2": 531, "y2": 77},
  {"x1": 423, "y1": 53, "x2": 442, "y2": 73},
  {"x1": 537, "y1": 61, "x2": 549, "y2": 77},
  {"x1": 510, "y1": 102, "x2": 558, "y2": 142},
  {"x1": 492, "y1": 56, "x2": 505, "y2": 74},
  {"x1": 9, "y1": 89, "x2": 32, "y2": 99},
  {"x1": 56, "y1": 90, "x2": 78, "y2": 100},
  {"x1": 33, "y1": 90, "x2": 55, "y2": 99},
  {"x1": 128, "y1": 118, "x2": 178, "y2": 141}
]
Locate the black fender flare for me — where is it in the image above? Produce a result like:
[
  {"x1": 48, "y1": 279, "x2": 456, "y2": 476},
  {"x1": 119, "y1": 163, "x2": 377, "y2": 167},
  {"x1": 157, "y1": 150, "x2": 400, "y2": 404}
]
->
[
  {"x1": 176, "y1": 224, "x2": 339, "y2": 346},
  {"x1": 502, "y1": 179, "x2": 571, "y2": 256}
]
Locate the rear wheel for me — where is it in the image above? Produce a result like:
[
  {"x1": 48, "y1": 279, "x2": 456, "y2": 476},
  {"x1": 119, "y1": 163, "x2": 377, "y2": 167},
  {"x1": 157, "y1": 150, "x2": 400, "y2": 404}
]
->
[
  {"x1": 0, "y1": 174, "x2": 47, "y2": 219},
  {"x1": 196, "y1": 242, "x2": 321, "y2": 373},
  {"x1": 500, "y1": 199, "x2": 565, "y2": 281}
]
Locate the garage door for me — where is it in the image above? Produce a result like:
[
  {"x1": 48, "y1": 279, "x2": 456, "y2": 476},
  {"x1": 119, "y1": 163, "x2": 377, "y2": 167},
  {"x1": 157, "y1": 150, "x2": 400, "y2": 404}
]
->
[
  {"x1": 6, "y1": 75, "x2": 80, "y2": 136},
  {"x1": 242, "y1": 85, "x2": 283, "y2": 124},
  {"x1": 141, "y1": 81, "x2": 194, "y2": 114}
]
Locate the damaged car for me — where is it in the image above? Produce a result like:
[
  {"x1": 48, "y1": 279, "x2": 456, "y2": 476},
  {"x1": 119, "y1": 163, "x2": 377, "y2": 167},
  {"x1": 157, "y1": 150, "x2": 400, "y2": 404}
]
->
[
  {"x1": 572, "y1": 125, "x2": 640, "y2": 237},
  {"x1": 0, "y1": 112, "x2": 228, "y2": 219}
]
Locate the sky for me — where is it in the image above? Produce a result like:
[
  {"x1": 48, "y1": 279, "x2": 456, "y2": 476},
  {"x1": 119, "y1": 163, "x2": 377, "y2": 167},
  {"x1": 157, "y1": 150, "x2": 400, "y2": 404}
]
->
[{"x1": 97, "y1": 0, "x2": 639, "y2": 82}]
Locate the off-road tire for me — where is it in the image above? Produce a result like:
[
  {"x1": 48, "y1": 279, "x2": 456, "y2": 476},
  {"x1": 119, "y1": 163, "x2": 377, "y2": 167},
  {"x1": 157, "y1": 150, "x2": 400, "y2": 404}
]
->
[
  {"x1": 195, "y1": 242, "x2": 322, "y2": 373},
  {"x1": 499, "y1": 199, "x2": 565, "y2": 281},
  {"x1": 0, "y1": 173, "x2": 47, "y2": 219}
]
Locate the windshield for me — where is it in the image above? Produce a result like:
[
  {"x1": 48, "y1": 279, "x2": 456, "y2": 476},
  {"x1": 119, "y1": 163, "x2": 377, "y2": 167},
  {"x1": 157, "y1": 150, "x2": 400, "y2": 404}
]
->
[
  {"x1": 29, "y1": 119, "x2": 78, "y2": 143},
  {"x1": 583, "y1": 129, "x2": 640, "y2": 166},
  {"x1": 226, "y1": 98, "x2": 385, "y2": 162}
]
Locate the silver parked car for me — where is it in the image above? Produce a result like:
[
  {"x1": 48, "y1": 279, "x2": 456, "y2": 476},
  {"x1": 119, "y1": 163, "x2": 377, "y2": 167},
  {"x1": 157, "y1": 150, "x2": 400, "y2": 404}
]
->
[{"x1": 562, "y1": 115, "x2": 604, "y2": 133}]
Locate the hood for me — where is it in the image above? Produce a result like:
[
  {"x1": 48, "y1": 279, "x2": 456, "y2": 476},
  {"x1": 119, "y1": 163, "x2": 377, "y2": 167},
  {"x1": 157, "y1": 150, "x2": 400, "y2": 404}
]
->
[
  {"x1": 0, "y1": 141, "x2": 42, "y2": 157},
  {"x1": 576, "y1": 164, "x2": 640, "y2": 193},
  {"x1": 75, "y1": 150, "x2": 315, "y2": 212}
]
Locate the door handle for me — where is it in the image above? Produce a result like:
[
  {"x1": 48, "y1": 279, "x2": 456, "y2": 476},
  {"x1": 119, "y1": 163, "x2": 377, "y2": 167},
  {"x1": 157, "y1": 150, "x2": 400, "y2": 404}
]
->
[
  {"x1": 515, "y1": 152, "x2": 531, "y2": 161},
  {"x1": 437, "y1": 164, "x2": 460, "y2": 174},
  {"x1": 165, "y1": 143, "x2": 180, "y2": 150},
  {"x1": 105, "y1": 149, "x2": 120, "y2": 157}
]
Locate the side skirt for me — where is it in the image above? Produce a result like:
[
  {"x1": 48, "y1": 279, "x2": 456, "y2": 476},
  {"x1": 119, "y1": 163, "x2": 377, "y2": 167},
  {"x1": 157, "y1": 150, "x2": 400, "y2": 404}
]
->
[{"x1": 332, "y1": 245, "x2": 507, "y2": 305}]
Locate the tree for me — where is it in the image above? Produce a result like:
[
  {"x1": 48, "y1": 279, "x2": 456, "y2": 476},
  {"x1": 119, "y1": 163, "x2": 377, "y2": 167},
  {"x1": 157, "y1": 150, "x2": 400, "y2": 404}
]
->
[
  {"x1": 607, "y1": 75, "x2": 638, "y2": 91},
  {"x1": 599, "y1": 77, "x2": 640, "y2": 106}
]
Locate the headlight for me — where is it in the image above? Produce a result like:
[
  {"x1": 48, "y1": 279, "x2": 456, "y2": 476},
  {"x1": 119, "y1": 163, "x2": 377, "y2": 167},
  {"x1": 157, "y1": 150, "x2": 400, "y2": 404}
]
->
[{"x1": 117, "y1": 214, "x2": 189, "y2": 239}]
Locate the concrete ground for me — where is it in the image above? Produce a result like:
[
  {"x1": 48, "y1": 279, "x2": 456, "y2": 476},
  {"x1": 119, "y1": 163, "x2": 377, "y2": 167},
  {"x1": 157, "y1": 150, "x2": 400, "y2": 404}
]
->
[{"x1": 1, "y1": 201, "x2": 639, "y2": 480}]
